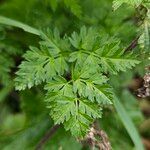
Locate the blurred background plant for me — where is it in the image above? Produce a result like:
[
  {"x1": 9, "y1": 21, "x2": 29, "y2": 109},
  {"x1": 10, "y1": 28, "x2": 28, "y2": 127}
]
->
[{"x1": 0, "y1": 0, "x2": 149, "y2": 149}]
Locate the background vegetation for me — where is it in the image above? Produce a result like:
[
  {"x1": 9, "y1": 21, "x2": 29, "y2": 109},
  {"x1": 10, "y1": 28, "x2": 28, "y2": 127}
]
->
[{"x1": 0, "y1": 0, "x2": 149, "y2": 149}]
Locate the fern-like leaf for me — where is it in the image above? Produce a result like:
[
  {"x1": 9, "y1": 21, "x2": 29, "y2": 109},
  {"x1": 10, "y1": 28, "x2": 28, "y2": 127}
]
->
[
  {"x1": 15, "y1": 46, "x2": 68, "y2": 90},
  {"x1": 45, "y1": 76, "x2": 102, "y2": 137},
  {"x1": 72, "y1": 69, "x2": 113, "y2": 104},
  {"x1": 113, "y1": 0, "x2": 143, "y2": 10},
  {"x1": 14, "y1": 26, "x2": 140, "y2": 137},
  {"x1": 69, "y1": 28, "x2": 140, "y2": 75}
]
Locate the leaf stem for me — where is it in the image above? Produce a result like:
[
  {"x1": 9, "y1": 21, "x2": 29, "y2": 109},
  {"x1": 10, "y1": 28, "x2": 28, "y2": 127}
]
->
[{"x1": 35, "y1": 124, "x2": 60, "y2": 150}]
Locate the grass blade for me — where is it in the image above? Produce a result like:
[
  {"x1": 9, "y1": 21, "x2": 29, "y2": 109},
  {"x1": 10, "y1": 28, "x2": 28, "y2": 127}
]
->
[
  {"x1": 114, "y1": 97, "x2": 145, "y2": 150},
  {"x1": 0, "y1": 16, "x2": 41, "y2": 36}
]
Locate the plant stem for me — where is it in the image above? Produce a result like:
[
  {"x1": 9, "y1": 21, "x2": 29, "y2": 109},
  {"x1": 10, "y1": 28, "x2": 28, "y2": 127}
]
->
[
  {"x1": 125, "y1": 36, "x2": 140, "y2": 51},
  {"x1": 35, "y1": 124, "x2": 60, "y2": 150}
]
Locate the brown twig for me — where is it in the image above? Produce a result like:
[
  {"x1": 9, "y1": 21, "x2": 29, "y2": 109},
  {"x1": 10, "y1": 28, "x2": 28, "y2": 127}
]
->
[
  {"x1": 142, "y1": 138, "x2": 150, "y2": 150},
  {"x1": 125, "y1": 36, "x2": 140, "y2": 52},
  {"x1": 81, "y1": 123, "x2": 111, "y2": 150},
  {"x1": 35, "y1": 124, "x2": 60, "y2": 150},
  {"x1": 137, "y1": 73, "x2": 150, "y2": 98}
]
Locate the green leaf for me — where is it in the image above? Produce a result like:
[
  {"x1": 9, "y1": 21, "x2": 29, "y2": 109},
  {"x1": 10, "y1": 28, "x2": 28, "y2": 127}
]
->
[
  {"x1": 114, "y1": 97, "x2": 145, "y2": 150},
  {"x1": 63, "y1": 0, "x2": 82, "y2": 18},
  {"x1": 138, "y1": 10, "x2": 150, "y2": 52},
  {"x1": 45, "y1": 76, "x2": 73, "y2": 97},
  {"x1": 0, "y1": 54, "x2": 14, "y2": 85},
  {"x1": 72, "y1": 70, "x2": 113, "y2": 104},
  {"x1": 69, "y1": 51, "x2": 88, "y2": 67},
  {"x1": 94, "y1": 37, "x2": 140, "y2": 74},
  {"x1": 50, "y1": 96, "x2": 76, "y2": 124},
  {"x1": 48, "y1": 96, "x2": 101, "y2": 137},
  {"x1": 15, "y1": 28, "x2": 69, "y2": 90},
  {"x1": 69, "y1": 30, "x2": 140, "y2": 74},
  {"x1": 40, "y1": 28, "x2": 70, "y2": 56},
  {"x1": 15, "y1": 46, "x2": 68, "y2": 90},
  {"x1": 69, "y1": 26, "x2": 97, "y2": 50},
  {"x1": 10, "y1": 22, "x2": 142, "y2": 140},
  {"x1": 46, "y1": 0, "x2": 58, "y2": 11},
  {"x1": 113, "y1": 0, "x2": 143, "y2": 10},
  {"x1": 45, "y1": 77, "x2": 102, "y2": 137},
  {"x1": 0, "y1": 83, "x2": 13, "y2": 102},
  {"x1": 0, "y1": 16, "x2": 41, "y2": 36},
  {"x1": 64, "y1": 98, "x2": 101, "y2": 137}
]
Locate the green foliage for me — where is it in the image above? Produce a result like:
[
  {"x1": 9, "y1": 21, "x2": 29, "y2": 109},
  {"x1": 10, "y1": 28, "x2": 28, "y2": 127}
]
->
[
  {"x1": 63, "y1": 0, "x2": 82, "y2": 18},
  {"x1": 114, "y1": 0, "x2": 150, "y2": 53},
  {"x1": 13, "y1": 25, "x2": 140, "y2": 137},
  {"x1": 45, "y1": 76, "x2": 102, "y2": 137},
  {"x1": 15, "y1": 29, "x2": 69, "y2": 90},
  {"x1": 69, "y1": 27, "x2": 140, "y2": 74},
  {"x1": 101, "y1": 90, "x2": 144, "y2": 150},
  {"x1": 114, "y1": 96, "x2": 144, "y2": 150},
  {"x1": 0, "y1": 16, "x2": 41, "y2": 35},
  {"x1": 0, "y1": 54, "x2": 14, "y2": 85},
  {"x1": 0, "y1": 32, "x2": 23, "y2": 86},
  {"x1": 45, "y1": 0, "x2": 82, "y2": 17},
  {"x1": 138, "y1": 8, "x2": 150, "y2": 52},
  {"x1": 0, "y1": 0, "x2": 149, "y2": 149},
  {"x1": 113, "y1": 0, "x2": 143, "y2": 10}
]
